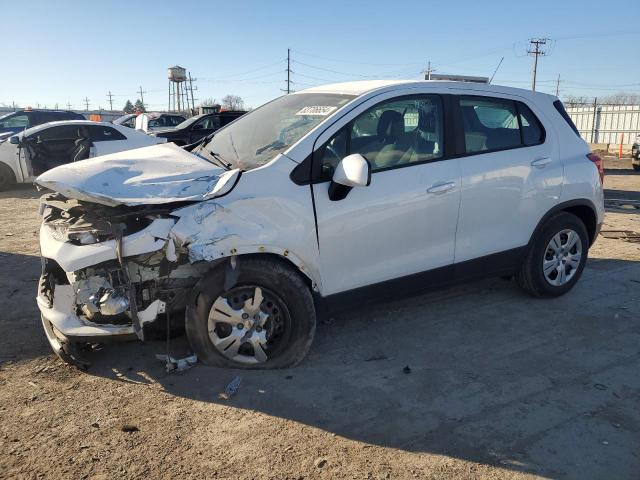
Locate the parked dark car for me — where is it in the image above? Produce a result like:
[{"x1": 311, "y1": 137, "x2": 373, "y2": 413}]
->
[
  {"x1": 0, "y1": 109, "x2": 85, "y2": 137},
  {"x1": 151, "y1": 111, "x2": 246, "y2": 145}
]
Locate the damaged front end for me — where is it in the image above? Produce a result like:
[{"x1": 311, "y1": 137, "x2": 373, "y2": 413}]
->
[{"x1": 37, "y1": 193, "x2": 209, "y2": 367}]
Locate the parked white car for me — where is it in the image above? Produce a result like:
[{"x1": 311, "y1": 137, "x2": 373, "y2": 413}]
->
[
  {"x1": 134, "y1": 112, "x2": 186, "y2": 133},
  {"x1": 35, "y1": 80, "x2": 604, "y2": 368},
  {"x1": 0, "y1": 120, "x2": 166, "y2": 189}
]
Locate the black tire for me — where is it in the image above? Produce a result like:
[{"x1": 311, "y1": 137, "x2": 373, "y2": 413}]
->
[
  {"x1": 516, "y1": 212, "x2": 589, "y2": 298},
  {"x1": 185, "y1": 256, "x2": 316, "y2": 369},
  {"x1": 0, "y1": 164, "x2": 16, "y2": 191}
]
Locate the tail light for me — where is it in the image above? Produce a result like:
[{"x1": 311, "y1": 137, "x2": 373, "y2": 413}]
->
[{"x1": 587, "y1": 153, "x2": 604, "y2": 184}]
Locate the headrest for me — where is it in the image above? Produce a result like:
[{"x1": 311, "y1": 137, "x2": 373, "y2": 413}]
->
[{"x1": 377, "y1": 110, "x2": 404, "y2": 141}]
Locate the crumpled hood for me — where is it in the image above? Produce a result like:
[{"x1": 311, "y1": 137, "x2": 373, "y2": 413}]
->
[{"x1": 35, "y1": 143, "x2": 238, "y2": 207}]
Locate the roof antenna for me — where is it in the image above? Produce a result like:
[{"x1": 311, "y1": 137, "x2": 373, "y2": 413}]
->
[{"x1": 489, "y1": 57, "x2": 504, "y2": 84}]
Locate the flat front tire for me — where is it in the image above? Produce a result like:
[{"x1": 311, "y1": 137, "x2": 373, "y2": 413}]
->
[
  {"x1": 516, "y1": 212, "x2": 589, "y2": 298},
  {"x1": 185, "y1": 257, "x2": 316, "y2": 369}
]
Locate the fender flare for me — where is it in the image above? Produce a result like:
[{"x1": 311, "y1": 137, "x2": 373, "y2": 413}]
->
[{"x1": 527, "y1": 199, "x2": 599, "y2": 248}]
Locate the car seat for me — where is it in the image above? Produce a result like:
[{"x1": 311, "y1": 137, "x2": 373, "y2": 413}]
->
[{"x1": 72, "y1": 127, "x2": 92, "y2": 162}]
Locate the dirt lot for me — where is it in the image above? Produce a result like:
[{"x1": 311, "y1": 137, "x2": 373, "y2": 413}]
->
[{"x1": 0, "y1": 158, "x2": 639, "y2": 480}]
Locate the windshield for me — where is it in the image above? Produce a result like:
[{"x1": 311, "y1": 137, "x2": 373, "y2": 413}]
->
[
  {"x1": 193, "y1": 93, "x2": 355, "y2": 170},
  {"x1": 175, "y1": 115, "x2": 201, "y2": 130}
]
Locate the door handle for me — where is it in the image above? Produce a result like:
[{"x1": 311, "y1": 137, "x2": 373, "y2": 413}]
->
[
  {"x1": 427, "y1": 181, "x2": 456, "y2": 194},
  {"x1": 531, "y1": 157, "x2": 552, "y2": 168}
]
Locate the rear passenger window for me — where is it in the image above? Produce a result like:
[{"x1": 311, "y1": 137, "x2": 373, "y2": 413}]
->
[
  {"x1": 88, "y1": 125, "x2": 126, "y2": 141},
  {"x1": 517, "y1": 102, "x2": 545, "y2": 146},
  {"x1": 459, "y1": 97, "x2": 546, "y2": 153},
  {"x1": 460, "y1": 97, "x2": 520, "y2": 153}
]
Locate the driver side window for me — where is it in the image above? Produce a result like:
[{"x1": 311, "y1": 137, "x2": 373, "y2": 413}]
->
[{"x1": 317, "y1": 95, "x2": 444, "y2": 181}]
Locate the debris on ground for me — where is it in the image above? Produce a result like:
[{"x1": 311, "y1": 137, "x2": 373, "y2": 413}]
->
[
  {"x1": 599, "y1": 229, "x2": 640, "y2": 242},
  {"x1": 594, "y1": 383, "x2": 608, "y2": 390},
  {"x1": 219, "y1": 376, "x2": 242, "y2": 400},
  {"x1": 121, "y1": 424, "x2": 139, "y2": 433},
  {"x1": 155, "y1": 353, "x2": 198, "y2": 373},
  {"x1": 314, "y1": 458, "x2": 328, "y2": 468},
  {"x1": 403, "y1": 365, "x2": 412, "y2": 374},
  {"x1": 365, "y1": 353, "x2": 388, "y2": 362}
]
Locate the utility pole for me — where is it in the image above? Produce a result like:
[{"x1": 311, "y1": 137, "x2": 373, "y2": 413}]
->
[
  {"x1": 425, "y1": 61, "x2": 435, "y2": 80},
  {"x1": 188, "y1": 73, "x2": 196, "y2": 112},
  {"x1": 12, "y1": 101, "x2": 16, "y2": 111},
  {"x1": 55, "y1": 103, "x2": 59, "y2": 110},
  {"x1": 107, "y1": 91, "x2": 114, "y2": 111},
  {"x1": 83, "y1": 97, "x2": 90, "y2": 111},
  {"x1": 555, "y1": 74, "x2": 561, "y2": 97},
  {"x1": 528, "y1": 38, "x2": 548, "y2": 91},
  {"x1": 285, "y1": 48, "x2": 292, "y2": 94},
  {"x1": 67, "y1": 102, "x2": 72, "y2": 110},
  {"x1": 138, "y1": 86, "x2": 145, "y2": 109}
]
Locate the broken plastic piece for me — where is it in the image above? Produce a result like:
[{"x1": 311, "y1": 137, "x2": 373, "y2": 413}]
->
[
  {"x1": 219, "y1": 376, "x2": 242, "y2": 399},
  {"x1": 155, "y1": 353, "x2": 198, "y2": 373}
]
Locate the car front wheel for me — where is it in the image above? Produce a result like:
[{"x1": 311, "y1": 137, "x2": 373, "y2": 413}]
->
[
  {"x1": 516, "y1": 212, "x2": 589, "y2": 297},
  {"x1": 185, "y1": 256, "x2": 316, "y2": 369},
  {"x1": 0, "y1": 164, "x2": 16, "y2": 191}
]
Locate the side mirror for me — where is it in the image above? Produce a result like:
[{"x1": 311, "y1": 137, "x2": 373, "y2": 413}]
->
[
  {"x1": 332, "y1": 153, "x2": 371, "y2": 187},
  {"x1": 328, "y1": 153, "x2": 371, "y2": 201},
  {"x1": 9, "y1": 136, "x2": 20, "y2": 145}
]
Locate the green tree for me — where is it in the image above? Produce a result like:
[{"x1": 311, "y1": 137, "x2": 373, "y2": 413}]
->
[
  {"x1": 123, "y1": 100, "x2": 134, "y2": 114},
  {"x1": 134, "y1": 99, "x2": 146, "y2": 113}
]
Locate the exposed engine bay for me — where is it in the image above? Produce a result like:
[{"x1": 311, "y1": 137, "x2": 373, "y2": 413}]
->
[{"x1": 38, "y1": 193, "x2": 211, "y2": 365}]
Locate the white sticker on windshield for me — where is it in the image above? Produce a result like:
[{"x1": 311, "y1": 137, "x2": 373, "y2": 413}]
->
[{"x1": 296, "y1": 106, "x2": 337, "y2": 116}]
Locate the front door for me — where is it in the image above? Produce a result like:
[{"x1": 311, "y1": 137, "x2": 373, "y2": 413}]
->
[{"x1": 311, "y1": 94, "x2": 461, "y2": 295}]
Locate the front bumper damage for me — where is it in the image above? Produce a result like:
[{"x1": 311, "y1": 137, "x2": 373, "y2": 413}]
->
[{"x1": 37, "y1": 194, "x2": 209, "y2": 366}]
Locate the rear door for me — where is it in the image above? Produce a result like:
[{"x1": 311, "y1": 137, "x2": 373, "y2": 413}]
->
[
  {"x1": 311, "y1": 91, "x2": 461, "y2": 295},
  {"x1": 453, "y1": 94, "x2": 560, "y2": 264}
]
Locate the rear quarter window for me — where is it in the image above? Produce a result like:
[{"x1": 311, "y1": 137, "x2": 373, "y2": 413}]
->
[{"x1": 553, "y1": 100, "x2": 580, "y2": 137}]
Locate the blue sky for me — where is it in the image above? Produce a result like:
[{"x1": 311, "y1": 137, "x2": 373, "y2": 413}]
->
[{"x1": 2, "y1": 0, "x2": 639, "y2": 110}]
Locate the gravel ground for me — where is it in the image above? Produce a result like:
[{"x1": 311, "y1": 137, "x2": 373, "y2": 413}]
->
[{"x1": 0, "y1": 158, "x2": 638, "y2": 480}]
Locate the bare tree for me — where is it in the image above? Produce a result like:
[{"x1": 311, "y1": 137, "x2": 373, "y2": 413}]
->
[
  {"x1": 200, "y1": 98, "x2": 218, "y2": 107},
  {"x1": 563, "y1": 95, "x2": 591, "y2": 107},
  {"x1": 222, "y1": 95, "x2": 245, "y2": 111},
  {"x1": 600, "y1": 92, "x2": 640, "y2": 105}
]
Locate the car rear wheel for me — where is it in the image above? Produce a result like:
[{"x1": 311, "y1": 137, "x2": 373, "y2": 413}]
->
[
  {"x1": 516, "y1": 212, "x2": 589, "y2": 297},
  {"x1": 185, "y1": 257, "x2": 316, "y2": 369},
  {"x1": 0, "y1": 164, "x2": 16, "y2": 191}
]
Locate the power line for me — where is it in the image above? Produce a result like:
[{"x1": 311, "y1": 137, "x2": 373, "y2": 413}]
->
[
  {"x1": 198, "y1": 60, "x2": 286, "y2": 81},
  {"x1": 527, "y1": 38, "x2": 548, "y2": 91},
  {"x1": 292, "y1": 49, "x2": 423, "y2": 67}
]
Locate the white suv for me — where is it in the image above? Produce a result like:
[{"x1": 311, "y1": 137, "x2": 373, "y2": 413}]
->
[{"x1": 36, "y1": 80, "x2": 605, "y2": 369}]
